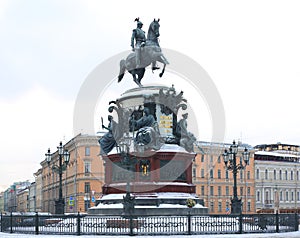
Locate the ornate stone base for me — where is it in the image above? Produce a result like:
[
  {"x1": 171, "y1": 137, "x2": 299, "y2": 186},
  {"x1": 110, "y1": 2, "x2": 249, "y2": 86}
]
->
[{"x1": 89, "y1": 192, "x2": 208, "y2": 216}]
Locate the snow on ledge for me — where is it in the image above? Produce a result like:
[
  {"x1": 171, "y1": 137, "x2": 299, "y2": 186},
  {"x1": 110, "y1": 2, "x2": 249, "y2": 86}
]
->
[{"x1": 99, "y1": 192, "x2": 199, "y2": 201}]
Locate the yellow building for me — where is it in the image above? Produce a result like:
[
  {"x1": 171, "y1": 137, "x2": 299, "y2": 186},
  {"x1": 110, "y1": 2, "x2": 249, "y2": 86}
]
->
[
  {"x1": 193, "y1": 141, "x2": 256, "y2": 214},
  {"x1": 16, "y1": 188, "x2": 29, "y2": 213},
  {"x1": 41, "y1": 134, "x2": 104, "y2": 214},
  {"x1": 33, "y1": 169, "x2": 43, "y2": 212}
]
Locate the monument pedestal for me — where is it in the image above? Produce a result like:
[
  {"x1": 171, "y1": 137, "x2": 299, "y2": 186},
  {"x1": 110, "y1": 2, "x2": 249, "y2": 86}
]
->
[{"x1": 90, "y1": 86, "x2": 208, "y2": 215}]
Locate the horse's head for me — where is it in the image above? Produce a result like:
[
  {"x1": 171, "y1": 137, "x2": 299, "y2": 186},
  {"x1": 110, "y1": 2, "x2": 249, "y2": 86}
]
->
[{"x1": 147, "y1": 18, "x2": 160, "y2": 40}]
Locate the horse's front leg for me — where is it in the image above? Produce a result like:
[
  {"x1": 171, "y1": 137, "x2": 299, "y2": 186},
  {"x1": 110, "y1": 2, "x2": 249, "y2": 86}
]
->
[{"x1": 159, "y1": 64, "x2": 166, "y2": 77}]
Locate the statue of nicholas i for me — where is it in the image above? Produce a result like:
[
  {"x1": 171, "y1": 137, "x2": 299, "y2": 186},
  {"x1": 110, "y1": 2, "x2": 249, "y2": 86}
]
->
[{"x1": 131, "y1": 17, "x2": 146, "y2": 68}]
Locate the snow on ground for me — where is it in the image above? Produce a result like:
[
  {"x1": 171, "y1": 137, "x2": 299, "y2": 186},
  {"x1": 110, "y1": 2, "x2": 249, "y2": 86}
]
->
[{"x1": 1, "y1": 231, "x2": 300, "y2": 238}]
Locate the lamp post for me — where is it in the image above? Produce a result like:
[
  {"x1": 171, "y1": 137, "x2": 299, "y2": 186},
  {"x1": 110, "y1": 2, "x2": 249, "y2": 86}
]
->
[
  {"x1": 45, "y1": 141, "x2": 70, "y2": 214},
  {"x1": 223, "y1": 140, "x2": 250, "y2": 214},
  {"x1": 118, "y1": 134, "x2": 137, "y2": 218}
]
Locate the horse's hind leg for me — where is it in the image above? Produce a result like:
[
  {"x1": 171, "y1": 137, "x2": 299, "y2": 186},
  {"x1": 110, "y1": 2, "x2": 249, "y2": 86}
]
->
[
  {"x1": 133, "y1": 74, "x2": 142, "y2": 88},
  {"x1": 159, "y1": 64, "x2": 166, "y2": 77},
  {"x1": 137, "y1": 69, "x2": 145, "y2": 86}
]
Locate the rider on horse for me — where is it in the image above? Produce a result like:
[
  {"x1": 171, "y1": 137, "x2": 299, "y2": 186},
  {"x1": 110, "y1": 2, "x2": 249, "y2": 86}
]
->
[
  {"x1": 131, "y1": 18, "x2": 159, "y2": 70},
  {"x1": 131, "y1": 18, "x2": 146, "y2": 68}
]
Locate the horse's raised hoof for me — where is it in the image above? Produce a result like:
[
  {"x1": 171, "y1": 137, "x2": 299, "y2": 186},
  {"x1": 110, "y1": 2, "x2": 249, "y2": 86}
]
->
[
  {"x1": 152, "y1": 66, "x2": 160, "y2": 71},
  {"x1": 159, "y1": 73, "x2": 163, "y2": 77}
]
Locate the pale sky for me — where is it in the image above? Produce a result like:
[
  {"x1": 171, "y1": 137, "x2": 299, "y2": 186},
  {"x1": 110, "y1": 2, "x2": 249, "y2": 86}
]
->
[{"x1": 1, "y1": 0, "x2": 300, "y2": 191}]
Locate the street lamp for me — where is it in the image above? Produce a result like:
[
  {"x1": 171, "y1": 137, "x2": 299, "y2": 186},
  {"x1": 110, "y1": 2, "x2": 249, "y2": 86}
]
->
[
  {"x1": 45, "y1": 141, "x2": 70, "y2": 214},
  {"x1": 118, "y1": 134, "x2": 137, "y2": 218},
  {"x1": 223, "y1": 140, "x2": 250, "y2": 214}
]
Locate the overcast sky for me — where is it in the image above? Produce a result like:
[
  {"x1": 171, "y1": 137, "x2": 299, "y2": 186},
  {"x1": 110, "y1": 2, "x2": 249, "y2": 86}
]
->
[{"x1": 1, "y1": 0, "x2": 300, "y2": 191}]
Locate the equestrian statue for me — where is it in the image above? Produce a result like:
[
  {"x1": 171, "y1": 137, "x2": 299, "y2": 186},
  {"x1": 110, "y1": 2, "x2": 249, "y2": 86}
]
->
[{"x1": 118, "y1": 18, "x2": 169, "y2": 87}]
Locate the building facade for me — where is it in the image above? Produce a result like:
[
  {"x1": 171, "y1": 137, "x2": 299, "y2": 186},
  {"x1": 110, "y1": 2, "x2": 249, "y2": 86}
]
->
[
  {"x1": 16, "y1": 187, "x2": 29, "y2": 213},
  {"x1": 28, "y1": 182, "x2": 36, "y2": 212},
  {"x1": 33, "y1": 169, "x2": 43, "y2": 212},
  {"x1": 0, "y1": 192, "x2": 4, "y2": 213},
  {"x1": 4, "y1": 181, "x2": 31, "y2": 213},
  {"x1": 193, "y1": 141, "x2": 256, "y2": 214},
  {"x1": 254, "y1": 143, "x2": 300, "y2": 213},
  {"x1": 41, "y1": 134, "x2": 104, "y2": 214}
]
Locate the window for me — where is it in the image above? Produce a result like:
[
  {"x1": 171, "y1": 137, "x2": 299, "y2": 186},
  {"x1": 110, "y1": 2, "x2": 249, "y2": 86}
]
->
[
  {"x1": 247, "y1": 201, "x2": 251, "y2": 212},
  {"x1": 297, "y1": 191, "x2": 300, "y2": 201},
  {"x1": 256, "y1": 169, "x2": 259, "y2": 179},
  {"x1": 84, "y1": 182, "x2": 91, "y2": 193},
  {"x1": 240, "y1": 170, "x2": 243, "y2": 180},
  {"x1": 280, "y1": 191, "x2": 283, "y2": 201},
  {"x1": 210, "y1": 201, "x2": 214, "y2": 212},
  {"x1": 279, "y1": 170, "x2": 282, "y2": 180},
  {"x1": 201, "y1": 186, "x2": 205, "y2": 196},
  {"x1": 84, "y1": 200, "x2": 90, "y2": 211},
  {"x1": 217, "y1": 156, "x2": 221, "y2": 163},
  {"x1": 274, "y1": 170, "x2": 276, "y2": 180},
  {"x1": 218, "y1": 202, "x2": 222, "y2": 212},
  {"x1": 265, "y1": 169, "x2": 268, "y2": 180},
  {"x1": 291, "y1": 171, "x2": 294, "y2": 180},
  {"x1": 286, "y1": 191, "x2": 289, "y2": 201},
  {"x1": 257, "y1": 191, "x2": 260, "y2": 201},
  {"x1": 291, "y1": 191, "x2": 294, "y2": 201},
  {"x1": 225, "y1": 170, "x2": 229, "y2": 179},
  {"x1": 85, "y1": 147, "x2": 90, "y2": 156},
  {"x1": 247, "y1": 171, "x2": 250, "y2": 180},
  {"x1": 218, "y1": 186, "x2": 221, "y2": 196},
  {"x1": 226, "y1": 186, "x2": 229, "y2": 196},
  {"x1": 210, "y1": 186, "x2": 214, "y2": 196},
  {"x1": 240, "y1": 187, "x2": 243, "y2": 196},
  {"x1": 217, "y1": 170, "x2": 221, "y2": 179},
  {"x1": 201, "y1": 154, "x2": 204, "y2": 162},
  {"x1": 285, "y1": 170, "x2": 288, "y2": 180},
  {"x1": 247, "y1": 187, "x2": 250, "y2": 196},
  {"x1": 210, "y1": 169, "x2": 213, "y2": 179},
  {"x1": 192, "y1": 168, "x2": 196, "y2": 177},
  {"x1": 210, "y1": 155, "x2": 213, "y2": 163},
  {"x1": 297, "y1": 171, "x2": 299, "y2": 181},
  {"x1": 201, "y1": 169, "x2": 205, "y2": 178},
  {"x1": 84, "y1": 161, "x2": 91, "y2": 176},
  {"x1": 265, "y1": 191, "x2": 269, "y2": 202}
]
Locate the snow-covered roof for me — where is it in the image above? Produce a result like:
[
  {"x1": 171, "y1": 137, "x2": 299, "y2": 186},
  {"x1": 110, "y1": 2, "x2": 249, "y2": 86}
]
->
[{"x1": 255, "y1": 150, "x2": 300, "y2": 158}]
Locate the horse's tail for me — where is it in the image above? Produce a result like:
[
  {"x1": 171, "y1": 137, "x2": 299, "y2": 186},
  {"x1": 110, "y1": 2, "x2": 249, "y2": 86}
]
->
[{"x1": 118, "y1": 59, "x2": 126, "y2": 82}]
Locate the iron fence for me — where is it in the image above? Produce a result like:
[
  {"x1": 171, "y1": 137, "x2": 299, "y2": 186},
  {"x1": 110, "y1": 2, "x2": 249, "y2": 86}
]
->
[{"x1": 0, "y1": 212, "x2": 298, "y2": 236}]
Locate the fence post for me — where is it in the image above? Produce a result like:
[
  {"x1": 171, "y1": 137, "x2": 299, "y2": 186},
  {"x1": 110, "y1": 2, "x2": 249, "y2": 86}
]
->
[
  {"x1": 275, "y1": 212, "x2": 279, "y2": 233},
  {"x1": 129, "y1": 214, "x2": 134, "y2": 236},
  {"x1": 10, "y1": 212, "x2": 13, "y2": 234},
  {"x1": 187, "y1": 211, "x2": 191, "y2": 235},
  {"x1": 238, "y1": 213, "x2": 243, "y2": 234},
  {"x1": 77, "y1": 212, "x2": 81, "y2": 236},
  {"x1": 294, "y1": 213, "x2": 298, "y2": 232},
  {"x1": 35, "y1": 212, "x2": 39, "y2": 235}
]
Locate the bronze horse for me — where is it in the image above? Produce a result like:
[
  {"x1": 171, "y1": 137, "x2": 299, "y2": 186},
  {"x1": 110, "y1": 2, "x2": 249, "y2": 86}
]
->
[{"x1": 118, "y1": 19, "x2": 169, "y2": 87}]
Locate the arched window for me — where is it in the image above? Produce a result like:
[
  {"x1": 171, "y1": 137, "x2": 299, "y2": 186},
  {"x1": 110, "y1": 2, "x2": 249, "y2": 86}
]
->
[
  {"x1": 257, "y1": 191, "x2": 260, "y2": 201},
  {"x1": 279, "y1": 170, "x2": 282, "y2": 180}
]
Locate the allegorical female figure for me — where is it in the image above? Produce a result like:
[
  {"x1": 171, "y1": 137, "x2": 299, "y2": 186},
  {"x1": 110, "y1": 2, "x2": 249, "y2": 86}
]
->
[{"x1": 99, "y1": 115, "x2": 120, "y2": 154}]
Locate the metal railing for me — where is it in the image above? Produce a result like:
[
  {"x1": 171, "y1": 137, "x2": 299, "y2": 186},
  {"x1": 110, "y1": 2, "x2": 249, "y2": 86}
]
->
[{"x1": 0, "y1": 212, "x2": 298, "y2": 236}]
